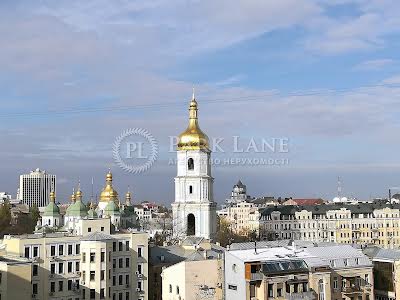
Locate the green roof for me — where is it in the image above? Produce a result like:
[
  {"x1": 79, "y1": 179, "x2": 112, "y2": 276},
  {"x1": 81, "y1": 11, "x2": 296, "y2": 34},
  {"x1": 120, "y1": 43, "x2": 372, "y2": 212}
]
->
[
  {"x1": 104, "y1": 201, "x2": 120, "y2": 216},
  {"x1": 88, "y1": 208, "x2": 98, "y2": 218},
  {"x1": 68, "y1": 200, "x2": 88, "y2": 217},
  {"x1": 43, "y1": 201, "x2": 60, "y2": 217}
]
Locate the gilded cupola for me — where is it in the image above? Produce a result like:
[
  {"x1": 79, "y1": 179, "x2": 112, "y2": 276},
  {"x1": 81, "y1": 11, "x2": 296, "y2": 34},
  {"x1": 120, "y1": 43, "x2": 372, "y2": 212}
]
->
[
  {"x1": 99, "y1": 170, "x2": 119, "y2": 204},
  {"x1": 177, "y1": 91, "x2": 210, "y2": 151}
]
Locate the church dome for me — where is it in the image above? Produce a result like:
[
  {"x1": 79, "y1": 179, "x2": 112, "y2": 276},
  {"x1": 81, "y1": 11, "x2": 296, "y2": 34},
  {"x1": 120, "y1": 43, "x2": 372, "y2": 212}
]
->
[
  {"x1": 100, "y1": 170, "x2": 119, "y2": 203},
  {"x1": 43, "y1": 191, "x2": 60, "y2": 216},
  {"x1": 87, "y1": 202, "x2": 98, "y2": 218},
  {"x1": 68, "y1": 188, "x2": 88, "y2": 217},
  {"x1": 104, "y1": 200, "x2": 120, "y2": 216},
  {"x1": 177, "y1": 93, "x2": 210, "y2": 151}
]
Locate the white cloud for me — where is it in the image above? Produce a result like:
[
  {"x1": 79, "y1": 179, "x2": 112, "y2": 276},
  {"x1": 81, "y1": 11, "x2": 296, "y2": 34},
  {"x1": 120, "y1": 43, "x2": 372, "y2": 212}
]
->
[{"x1": 353, "y1": 58, "x2": 395, "y2": 70}]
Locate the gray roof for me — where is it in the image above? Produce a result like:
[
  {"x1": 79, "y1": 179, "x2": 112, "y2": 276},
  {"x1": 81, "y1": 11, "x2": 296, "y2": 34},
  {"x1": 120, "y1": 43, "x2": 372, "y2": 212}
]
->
[
  {"x1": 261, "y1": 202, "x2": 400, "y2": 217},
  {"x1": 82, "y1": 232, "x2": 114, "y2": 241},
  {"x1": 305, "y1": 246, "x2": 372, "y2": 268},
  {"x1": 363, "y1": 246, "x2": 400, "y2": 262},
  {"x1": 229, "y1": 239, "x2": 339, "y2": 251}
]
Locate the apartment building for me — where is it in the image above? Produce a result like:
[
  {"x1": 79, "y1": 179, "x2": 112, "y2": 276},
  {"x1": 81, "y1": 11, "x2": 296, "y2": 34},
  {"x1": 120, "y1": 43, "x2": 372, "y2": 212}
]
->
[
  {"x1": 225, "y1": 243, "x2": 373, "y2": 300},
  {"x1": 260, "y1": 203, "x2": 400, "y2": 248},
  {"x1": 0, "y1": 218, "x2": 149, "y2": 300},
  {"x1": 363, "y1": 246, "x2": 400, "y2": 300},
  {"x1": 0, "y1": 255, "x2": 32, "y2": 299}
]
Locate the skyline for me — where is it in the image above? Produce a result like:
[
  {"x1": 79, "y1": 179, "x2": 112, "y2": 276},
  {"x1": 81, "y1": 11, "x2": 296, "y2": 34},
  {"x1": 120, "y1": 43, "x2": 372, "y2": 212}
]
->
[{"x1": 2, "y1": 1, "x2": 400, "y2": 203}]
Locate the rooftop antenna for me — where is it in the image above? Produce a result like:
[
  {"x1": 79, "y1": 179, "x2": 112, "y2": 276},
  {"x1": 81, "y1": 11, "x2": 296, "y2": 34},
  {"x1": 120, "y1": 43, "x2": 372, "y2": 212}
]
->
[{"x1": 337, "y1": 176, "x2": 342, "y2": 198}]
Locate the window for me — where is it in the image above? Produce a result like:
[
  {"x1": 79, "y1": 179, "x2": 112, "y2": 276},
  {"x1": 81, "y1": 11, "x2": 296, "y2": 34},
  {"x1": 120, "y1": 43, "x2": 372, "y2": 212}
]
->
[
  {"x1": 365, "y1": 274, "x2": 370, "y2": 284},
  {"x1": 113, "y1": 242, "x2": 117, "y2": 252},
  {"x1": 88, "y1": 227, "x2": 92, "y2": 232},
  {"x1": 169, "y1": 285, "x2": 172, "y2": 293},
  {"x1": 68, "y1": 280, "x2": 73, "y2": 291},
  {"x1": 58, "y1": 262, "x2": 64, "y2": 274},
  {"x1": 125, "y1": 241, "x2": 129, "y2": 251},
  {"x1": 189, "y1": 185, "x2": 193, "y2": 194},
  {"x1": 138, "y1": 247, "x2": 143, "y2": 257},
  {"x1": 32, "y1": 283, "x2": 38, "y2": 295},
  {"x1": 137, "y1": 264, "x2": 142, "y2": 274},
  {"x1": 90, "y1": 289, "x2": 95, "y2": 299},
  {"x1": 100, "y1": 289, "x2": 105, "y2": 299},
  {"x1": 59, "y1": 280, "x2": 64, "y2": 292},
  {"x1": 68, "y1": 262, "x2": 73, "y2": 273},
  {"x1": 101, "y1": 270, "x2": 105, "y2": 281},
  {"x1": 68, "y1": 244, "x2": 73, "y2": 255},
  {"x1": 119, "y1": 258, "x2": 123, "y2": 268},
  {"x1": 333, "y1": 277, "x2": 338, "y2": 289},
  {"x1": 119, "y1": 242, "x2": 123, "y2": 251},
  {"x1": 113, "y1": 276, "x2": 116, "y2": 286},
  {"x1": 176, "y1": 286, "x2": 180, "y2": 295},
  {"x1": 33, "y1": 246, "x2": 39, "y2": 257},
  {"x1": 90, "y1": 252, "x2": 95, "y2": 263},
  {"x1": 24, "y1": 247, "x2": 30, "y2": 258},
  {"x1": 125, "y1": 258, "x2": 130, "y2": 268},
  {"x1": 51, "y1": 245, "x2": 56, "y2": 256},
  {"x1": 113, "y1": 259, "x2": 116, "y2": 269},
  {"x1": 50, "y1": 263, "x2": 56, "y2": 274},
  {"x1": 90, "y1": 271, "x2": 95, "y2": 281},
  {"x1": 50, "y1": 282, "x2": 55, "y2": 293},
  {"x1": 125, "y1": 274, "x2": 129, "y2": 285},
  {"x1": 125, "y1": 292, "x2": 129, "y2": 300},
  {"x1": 76, "y1": 262, "x2": 80, "y2": 272},
  {"x1": 119, "y1": 275, "x2": 123, "y2": 285},
  {"x1": 101, "y1": 226, "x2": 104, "y2": 232},
  {"x1": 268, "y1": 284, "x2": 273, "y2": 297},
  {"x1": 59, "y1": 245, "x2": 64, "y2": 256},
  {"x1": 75, "y1": 244, "x2": 80, "y2": 255},
  {"x1": 33, "y1": 265, "x2": 38, "y2": 276},
  {"x1": 188, "y1": 158, "x2": 194, "y2": 170},
  {"x1": 101, "y1": 252, "x2": 105, "y2": 262},
  {"x1": 119, "y1": 293, "x2": 123, "y2": 300},
  {"x1": 82, "y1": 253, "x2": 86, "y2": 263},
  {"x1": 318, "y1": 279, "x2": 325, "y2": 300}
]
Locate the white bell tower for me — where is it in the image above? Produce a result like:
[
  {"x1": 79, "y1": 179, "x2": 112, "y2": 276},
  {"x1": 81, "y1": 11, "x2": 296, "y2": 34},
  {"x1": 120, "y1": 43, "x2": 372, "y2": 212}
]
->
[{"x1": 172, "y1": 92, "x2": 217, "y2": 240}]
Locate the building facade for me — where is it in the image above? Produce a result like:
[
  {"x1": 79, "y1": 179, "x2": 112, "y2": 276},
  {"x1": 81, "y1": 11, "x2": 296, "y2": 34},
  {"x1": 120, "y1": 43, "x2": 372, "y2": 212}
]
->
[
  {"x1": 172, "y1": 93, "x2": 217, "y2": 240},
  {"x1": 260, "y1": 203, "x2": 400, "y2": 248},
  {"x1": 18, "y1": 168, "x2": 56, "y2": 208},
  {"x1": 1, "y1": 218, "x2": 149, "y2": 300},
  {"x1": 225, "y1": 243, "x2": 373, "y2": 300}
]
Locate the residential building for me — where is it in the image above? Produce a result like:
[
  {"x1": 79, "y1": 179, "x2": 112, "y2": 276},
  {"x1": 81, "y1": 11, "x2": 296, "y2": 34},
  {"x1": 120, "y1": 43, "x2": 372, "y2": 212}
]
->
[
  {"x1": 363, "y1": 246, "x2": 400, "y2": 300},
  {"x1": 260, "y1": 203, "x2": 400, "y2": 248},
  {"x1": 0, "y1": 256, "x2": 32, "y2": 299},
  {"x1": 218, "y1": 201, "x2": 261, "y2": 236},
  {"x1": 18, "y1": 168, "x2": 56, "y2": 208},
  {"x1": 172, "y1": 93, "x2": 217, "y2": 239},
  {"x1": 149, "y1": 237, "x2": 223, "y2": 300},
  {"x1": 1, "y1": 217, "x2": 149, "y2": 300},
  {"x1": 225, "y1": 243, "x2": 373, "y2": 300},
  {"x1": 283, "y1": 198, "x2": 324, "y2": 206}
]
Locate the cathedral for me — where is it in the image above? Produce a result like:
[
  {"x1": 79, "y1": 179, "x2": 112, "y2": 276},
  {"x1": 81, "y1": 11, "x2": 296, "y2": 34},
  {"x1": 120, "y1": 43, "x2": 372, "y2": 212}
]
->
[
  {"x1": 172, "y1": 92, "x2": 217, "y2": 239},
  {"x1": 39, "y1": 170, "x2": 138, "y2": 234}
]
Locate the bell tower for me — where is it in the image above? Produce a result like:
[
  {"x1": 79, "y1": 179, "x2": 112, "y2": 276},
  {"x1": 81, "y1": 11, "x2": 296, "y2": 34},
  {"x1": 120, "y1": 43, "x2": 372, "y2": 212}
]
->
[{"x1": 172, "y1": 92, "x2": 217, "y2": 239}]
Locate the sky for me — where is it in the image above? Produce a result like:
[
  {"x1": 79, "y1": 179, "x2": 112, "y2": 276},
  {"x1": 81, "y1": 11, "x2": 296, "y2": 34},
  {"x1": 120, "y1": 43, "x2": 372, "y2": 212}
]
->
[{"x1": 1, "y1": 0, "x2": 400, "y2": 204}]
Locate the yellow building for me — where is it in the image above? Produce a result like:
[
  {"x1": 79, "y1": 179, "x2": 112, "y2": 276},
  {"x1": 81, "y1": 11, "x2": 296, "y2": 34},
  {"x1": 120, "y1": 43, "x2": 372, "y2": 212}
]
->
[
  {"x1": 0, "y1": 255, "x2": 32, "y2": 299},
  {"x1": 1, "y1": 218, "x2": 149, "y2": 300}
]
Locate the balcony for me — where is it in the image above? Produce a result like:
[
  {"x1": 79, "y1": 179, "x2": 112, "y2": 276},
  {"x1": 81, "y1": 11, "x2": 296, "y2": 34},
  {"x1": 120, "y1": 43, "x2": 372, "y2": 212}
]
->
[
  {"x1": 250, "y1": 272, "x2": 263, "y2": 281},
  {"x1": 285, "y1": 291, "x2": 316, "y2": 300},
  {"x1": 342, "y1": 286, "x2": 362, "y2": 294}
]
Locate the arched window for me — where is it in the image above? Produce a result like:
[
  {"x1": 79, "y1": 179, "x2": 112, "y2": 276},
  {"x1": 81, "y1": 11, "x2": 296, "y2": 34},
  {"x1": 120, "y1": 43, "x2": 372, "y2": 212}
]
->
[
  {"x1": 189, "y1": 185, "x2": 193, "y2": 194},
  {"x1": 188, "y1": 158, "x2": 194, "y2": 170},
  {"x1": 187, "y1": 214, "x2": 195, "y2": 236}
]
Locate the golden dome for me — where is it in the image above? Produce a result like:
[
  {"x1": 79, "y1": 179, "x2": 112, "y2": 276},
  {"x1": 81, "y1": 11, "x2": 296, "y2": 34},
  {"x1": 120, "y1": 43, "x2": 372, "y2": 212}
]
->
[
  {"x1": 49, "y1": 190, "x2": 56, "y2": 202},
  {"x1": 70, "y1": 189, "x2": 76, "y2": 202},
  {"x1": 177, "y1": 93, "x2": 210, "y2": 151},
  {"x1": 99, "y1": 170, "x2": 119, "y2": 203}
]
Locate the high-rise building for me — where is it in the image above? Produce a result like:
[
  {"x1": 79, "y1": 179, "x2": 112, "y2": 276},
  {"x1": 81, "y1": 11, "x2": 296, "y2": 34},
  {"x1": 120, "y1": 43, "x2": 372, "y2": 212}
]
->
[
  {"x1": 172, "y1": 92, "x2": 217, "y2": 240},
  {"x1": 18, "y1": 168, "x2": 56, "y2": 208}
]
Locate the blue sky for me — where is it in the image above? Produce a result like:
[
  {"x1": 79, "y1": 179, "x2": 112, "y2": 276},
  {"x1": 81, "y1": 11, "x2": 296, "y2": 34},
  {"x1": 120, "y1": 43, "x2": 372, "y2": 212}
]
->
[{"x1": 1, "y1": 0, "x2": 400, "y2": 204}]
